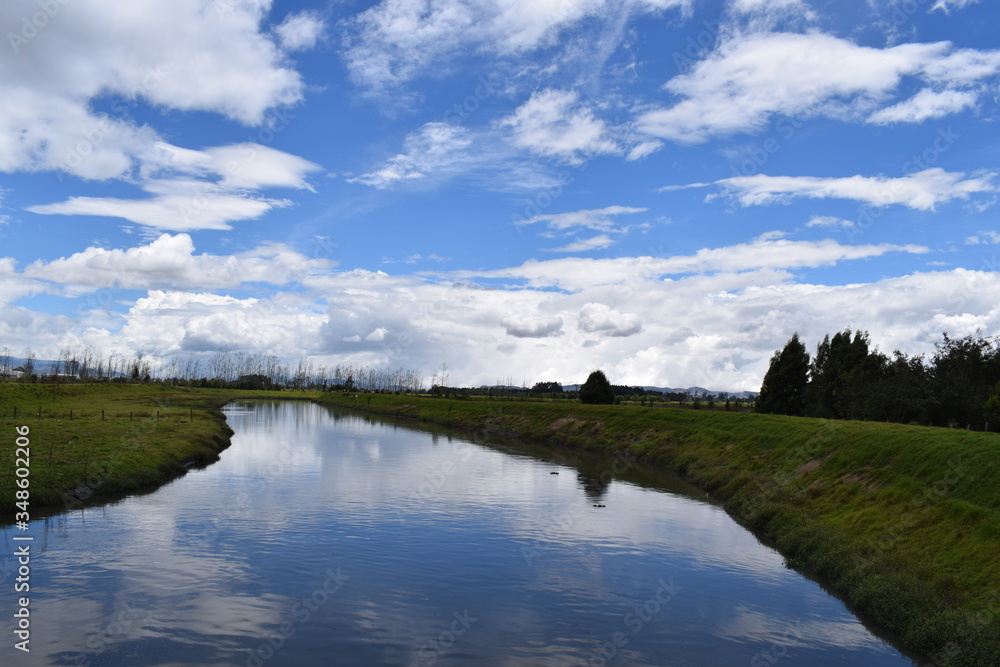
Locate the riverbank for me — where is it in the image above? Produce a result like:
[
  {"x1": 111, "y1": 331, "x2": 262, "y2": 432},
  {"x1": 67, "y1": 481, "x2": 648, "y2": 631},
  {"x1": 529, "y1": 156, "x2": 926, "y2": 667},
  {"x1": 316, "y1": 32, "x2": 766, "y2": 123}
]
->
[
  {"x1": 0, "y1": 383, "x2": 315, "y2": 514},
  {"x1": 313, "y1": 392, "x2": 1000, "y2": 666}
]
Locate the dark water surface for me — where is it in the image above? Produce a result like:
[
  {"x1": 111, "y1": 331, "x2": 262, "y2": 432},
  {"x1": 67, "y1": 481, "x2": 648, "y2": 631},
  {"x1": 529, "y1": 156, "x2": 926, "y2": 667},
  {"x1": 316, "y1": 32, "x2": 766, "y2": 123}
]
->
[{"x1": 2, "y1": 401, "x2": 921, "y2": 666}]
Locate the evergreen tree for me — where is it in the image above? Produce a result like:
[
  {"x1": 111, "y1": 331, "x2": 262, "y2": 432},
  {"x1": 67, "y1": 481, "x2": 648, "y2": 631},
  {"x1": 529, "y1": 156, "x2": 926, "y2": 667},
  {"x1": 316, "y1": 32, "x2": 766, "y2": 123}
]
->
[
  {"x1": 805, "y1": 329, "x2": 871, "y2": 418},
  {"x1": 579, "y1": 370, "x2": 615, "y2": 404},
  {"x1": 756, "y1": 333, "x2": 810, "y2": 416}
]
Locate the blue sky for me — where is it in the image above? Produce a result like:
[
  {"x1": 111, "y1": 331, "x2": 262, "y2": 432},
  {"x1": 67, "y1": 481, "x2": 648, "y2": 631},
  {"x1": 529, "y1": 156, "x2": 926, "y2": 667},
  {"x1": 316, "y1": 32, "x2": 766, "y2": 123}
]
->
[{"x1": 1, "y1": 0, "x2": 998, "y2": 390}]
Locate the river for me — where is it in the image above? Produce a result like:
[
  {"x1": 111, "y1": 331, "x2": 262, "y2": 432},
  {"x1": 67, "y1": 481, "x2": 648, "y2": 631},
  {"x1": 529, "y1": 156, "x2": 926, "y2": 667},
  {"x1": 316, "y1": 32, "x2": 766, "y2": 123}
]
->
[{"x1": 1, "y1": 400, "x2": 922, "y2": 666}]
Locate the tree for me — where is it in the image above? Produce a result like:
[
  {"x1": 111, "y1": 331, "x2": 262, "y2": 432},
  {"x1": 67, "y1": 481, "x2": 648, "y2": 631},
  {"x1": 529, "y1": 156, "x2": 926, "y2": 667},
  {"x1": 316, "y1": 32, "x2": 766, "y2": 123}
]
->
[
  {"x1": 579, "y1": 370, "x2": 615, "y2": 404},
  {"x1": 805, "y1": 329, "x2": 871, "y2": 418},
  {"x1": 983, "y1": 380, "x2": 1000, "y2": 430},
  {"x1": 756, "y1": 333, "x2": 810, "y2": 416},
  {"x1": 930, "y1": 333, "x2": 1000, "y2": 429}
]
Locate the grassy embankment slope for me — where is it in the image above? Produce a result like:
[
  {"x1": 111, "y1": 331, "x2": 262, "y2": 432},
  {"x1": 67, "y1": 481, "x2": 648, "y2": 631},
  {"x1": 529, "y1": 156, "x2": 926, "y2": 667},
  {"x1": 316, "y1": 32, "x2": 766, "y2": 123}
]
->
[
  {"x1": 0, "y1": 383, "x2": 316, "y2": 512},
  {"x1": 315, "y1": 392, "x2": 1000, "y2": 666}
]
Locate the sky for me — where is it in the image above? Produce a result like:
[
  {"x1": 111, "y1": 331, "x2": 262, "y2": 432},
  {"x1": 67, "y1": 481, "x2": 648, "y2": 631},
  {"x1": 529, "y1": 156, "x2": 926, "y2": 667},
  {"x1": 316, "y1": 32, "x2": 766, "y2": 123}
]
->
[{"x1": 0, "y1": 0, "x2": 998, "y2": 391}]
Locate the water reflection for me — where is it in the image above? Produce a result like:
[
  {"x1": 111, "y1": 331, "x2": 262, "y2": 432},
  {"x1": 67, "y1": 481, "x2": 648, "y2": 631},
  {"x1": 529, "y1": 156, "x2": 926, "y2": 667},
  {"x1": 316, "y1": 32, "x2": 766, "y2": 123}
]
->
[
  {"x1": 577, "y1": 472, "x2": 611, "y2": 502},
  {"x1": 0, "y1": 401, "x2": 921, "y2": 666}
]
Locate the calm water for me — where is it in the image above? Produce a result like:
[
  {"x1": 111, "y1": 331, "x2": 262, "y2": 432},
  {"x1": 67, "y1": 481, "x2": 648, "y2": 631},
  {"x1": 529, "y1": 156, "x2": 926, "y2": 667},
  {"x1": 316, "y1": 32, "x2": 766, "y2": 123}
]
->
[{"x1": 1, "y1": 400, "x2": 921, "y2": 666}]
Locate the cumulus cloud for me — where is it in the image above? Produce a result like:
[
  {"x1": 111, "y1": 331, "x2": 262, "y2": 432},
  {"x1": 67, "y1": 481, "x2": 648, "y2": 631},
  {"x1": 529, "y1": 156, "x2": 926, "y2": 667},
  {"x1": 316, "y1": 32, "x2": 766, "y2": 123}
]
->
[
  {"x1": 1, "y1": 1, "x2": 323, "y2": 229},
  {"x1": 965, "y1": 231, "x2": 1000, "y2": 245},
  {"x1": 712, "y1": 168, "x2": 997, "y2": 210},
  {"x1": 498, "y1": 89, "x2": 621, "y2": 165},
  {"x1": 0, "y1": 0, "x2": 308, "y2": 181},
  {"x1": 4, "y1": 238, "x2": 995, "y2": 390},
  {"x1": 578, "y1": 302, "x2": 643, "y2": 337},
  {"x1": 501, "y1": 314, "x2": 564, "y2": 338},
  {"x1": 637, "y1": 32, "x2": 1000, "y2": 143},
  {"x1": 20, "y1": 234, "x2": 334, "y2": 291},
  {"x1": 275, "y1": 11, "x2": 325, "y2": 51}
]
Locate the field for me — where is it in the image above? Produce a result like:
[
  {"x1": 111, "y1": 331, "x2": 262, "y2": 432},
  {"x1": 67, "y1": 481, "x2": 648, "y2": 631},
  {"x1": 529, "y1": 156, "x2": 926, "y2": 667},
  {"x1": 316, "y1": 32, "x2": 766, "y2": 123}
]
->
[
  {"x1": 2, "y1": 383, "x2": 998, "y2": 664},
  {"x1": 0, "y1": 382, "x2": 315, "y2": 511}
]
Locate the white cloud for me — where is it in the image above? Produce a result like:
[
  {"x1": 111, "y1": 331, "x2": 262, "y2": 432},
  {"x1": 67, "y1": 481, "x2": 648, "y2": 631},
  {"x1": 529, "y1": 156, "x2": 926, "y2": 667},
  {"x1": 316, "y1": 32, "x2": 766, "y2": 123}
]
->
[
  {"x1": 0, "y1": 0, "x2": 307, "y2": 182},
  {"x1": 805, "y1": 215, "x2": 855, "y2": 229},
  {"x1": 730, "y1": 0, "x2": 810, "y2": 12},
  {"x1": 1, "y1": 1, "x2": 322, "y2": 229},
  {"x1": 121, "y1": 290, "x2": 328, "y2": 356},
  {"x1": 867, "y1": 88, "x2": 977, "y2": 124},
  {"x1": 341, "y1": 0, "x2": 691, "y2": 93},
  {"x1": 965, "y1": 231, "x2": 1000, "y2": 245},
  {"x1": 275, "y1": 11, "x2": 325, "y2": 51},
  {"x1": 517, "y1": 205, "x2": 646, "y2": 253},
  {"x1": 713, "y1": 168, "x2": 997, "y2": 211},
  {"x1": 27, "y1": 184, "x2": 286, "y2": 232},
  {"x1": 348, "y1": 123, "x2": 475, "y2": 189},
  {"x1": 26, "y1": 142, "x2": 322, "y2": 230},
  {"x1": 728, "y1": 0, "x2": 817, "y2": 27},
  {"x1": 517, "y1": 205, "x2": 648, "y2": 231},
  {"x1": 578, "y1": 302, "x2": 643, "y2": 337},
  {"x1": 448, "y1": 237, "x2": 926, "y2": 291},
  {"x1": 931, "y1": 0, "x2": 980, "y2": 13},
  {"x1": 498, "y1": 89, "x2": 621, "y2": 165},
  {"x1": 547, "y1": 235, "x2": 617, "y2": 253},
  {"x1": 21, "y1": 234, "x2": 334, "y2": 291},
  {"x1": 501, "y1": 314, "x2": 564, "y2": 338},
  {"x1": 637, "y1": 32, "x2": 1000, "y2": 143},
  {"x1": 6, "y1": 239, "x2": 994, "y2": 391}
]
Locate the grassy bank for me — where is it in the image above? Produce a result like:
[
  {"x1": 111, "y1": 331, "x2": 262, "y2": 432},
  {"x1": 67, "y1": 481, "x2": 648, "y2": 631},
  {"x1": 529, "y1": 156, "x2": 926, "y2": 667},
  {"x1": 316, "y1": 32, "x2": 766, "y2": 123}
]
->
[
  {"x1": 0, "y1": 383, "x2": 315, "y2": 514},
  {"x1": 314, "y1": 392, "x2": 1000, "y2": 666}
]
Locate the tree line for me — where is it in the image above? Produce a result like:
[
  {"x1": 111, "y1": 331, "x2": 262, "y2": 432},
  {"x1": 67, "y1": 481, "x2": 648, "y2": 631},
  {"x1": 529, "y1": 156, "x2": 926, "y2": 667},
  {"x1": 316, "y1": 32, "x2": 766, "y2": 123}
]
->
[
  {"x1": 0, "y1": 346, "x2": 424, "y2": 394},
  {"x1": 755, "y1": 330, "x2": 1000, "y2": 429}
]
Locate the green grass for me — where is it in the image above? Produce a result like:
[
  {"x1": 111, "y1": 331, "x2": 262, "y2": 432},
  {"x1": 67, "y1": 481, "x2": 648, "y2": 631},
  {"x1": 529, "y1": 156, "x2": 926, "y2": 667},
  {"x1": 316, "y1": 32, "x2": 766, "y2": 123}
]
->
[
  {"x1": 0, "y1": 382, "x2": 319, "y2": 512},
  {"x1": 3, "y1": 383, "x2": 998, "y2": 664},
  {"x1": 315, "y1": 392, "x2": 1000, "y2": 666}
]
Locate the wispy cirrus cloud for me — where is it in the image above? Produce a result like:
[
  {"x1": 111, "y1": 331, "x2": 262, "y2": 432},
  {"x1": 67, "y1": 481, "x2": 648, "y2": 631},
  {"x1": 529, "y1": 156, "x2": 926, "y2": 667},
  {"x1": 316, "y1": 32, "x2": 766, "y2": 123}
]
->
[
  {"x1": 710, "y1": 168, "x2": 997, "y2": 211},
  {"x1": 867, "y1": 88, "x2": 978, "y2": 124},
  {"x1": 341, "y1": 0, "x2": 692, "y2": 94}
]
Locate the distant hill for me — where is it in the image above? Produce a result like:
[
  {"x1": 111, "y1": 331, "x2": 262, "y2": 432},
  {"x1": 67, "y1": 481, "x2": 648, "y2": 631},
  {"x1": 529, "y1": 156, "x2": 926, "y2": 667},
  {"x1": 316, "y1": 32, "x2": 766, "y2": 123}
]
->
[{"x1": 562, "y1": 384, "x2": 758, "y2": 399}]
